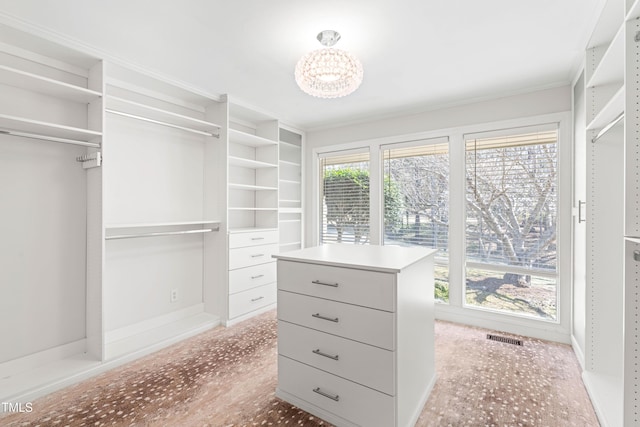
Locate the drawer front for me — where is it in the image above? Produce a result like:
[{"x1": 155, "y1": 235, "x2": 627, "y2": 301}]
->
[
  {"x1": 278, "y1": 320, "x2": 394, "y2": 395},
  {"x1": 278, "y1": 290, "x2": 395, "y2": 350},
  {"x1": 229, "y1": 262, "x2": 277, "y2": 294},
  {"x1": 229, "y1": 283, "x2": 276, "y2": 319},
  {"x1": 229, "y1": 230, "x2": 278, "y2": 249},
  {"x1": 229, "y1": 243, "x2": 279, "y2": 270},
  {"x1": 278, "y1": 355, "x2": 395, "y2": 427},
  {"x1": 277, "y1": 260, "x2": 395, "y2": 312}
]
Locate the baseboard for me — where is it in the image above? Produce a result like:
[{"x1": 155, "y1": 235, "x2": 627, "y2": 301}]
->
[
  {"x1": 570, "y1": 334, "x2": 585, "y2": 371},
  {"x1": 581, "y1": 371, "x2": 622, "y2": 427},
  {"x1": 0, "y1": 339, "x2": 86, "y2": 380},
  {"x1": 105, "y1": 303, "x2": 205, "y2": 344},
  {"x1": 434, "y1": 304, "x2": 571, "y2": 344},
  {"x1": 224, "y1": 303, "x2": 276, "y2": 327}
]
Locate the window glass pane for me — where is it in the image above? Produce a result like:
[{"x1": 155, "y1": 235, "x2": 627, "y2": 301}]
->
[
  {"x1": 464, "y1": 126, "x2": 558, "y2": 320},
  {"x1": 383, "y1": 140, "x2": 449, "y2": 303},
  {"x1": 320, "y1": 151, "x2": 370, "y2": 244}
]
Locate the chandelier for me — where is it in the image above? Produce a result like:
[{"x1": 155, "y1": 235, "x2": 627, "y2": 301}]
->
[{"x1": 295, "y1": 30, "x2": 363, "y2": 99}]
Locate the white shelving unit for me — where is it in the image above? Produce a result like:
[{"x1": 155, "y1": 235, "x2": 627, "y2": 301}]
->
[
  {"x1": 0, "y1": 21, "x2": 104, "y2": 402},
  {"x1": 581, "y1": 0, "x2": 640, "y2": 425},
  {"x1": 224, "y1": 102, "x2": 280, "y2": 325},
  {"x1": 278, "y1": 127, "x2": 304, "y2": 253}
]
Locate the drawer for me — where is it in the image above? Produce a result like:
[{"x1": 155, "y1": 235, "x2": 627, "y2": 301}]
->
[
  {"x1": 229, "y1": 230, "x2": 278, "y2": 249},
  {"x1": 229, "y1": 243, "x2": 279, "y2": 270},
  {"x1": 278, "y1": 355, "x2": 394, "y2": 427},
  {"x1": 229, "y1": 282, "x2": 276, "y2": 319},
  {"x1": 277, "y1": 290, "x2": 395, "y2": 350},
  {"x1": 229, "y1": 262, "x2": 276, "y2": 294},
  {"x1": 278, "y1": 320, "x2": 394, "y2": 395},
  {"x1": 277, "y1": 260, "x2": 395, "y2": 312}
]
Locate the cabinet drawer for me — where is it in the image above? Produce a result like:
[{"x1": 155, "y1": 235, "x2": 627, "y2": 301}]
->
[
  {"x1": 229, "y1": 262, "x2": 276, "y2": 294},
  {"x1": 229, "y1": 283, "x2": 276, "y2": 319},
  {"x1": 277, "y1": 260, "x2": 395, "y2": 312},
  {"x1": 229, "y1": 243, "x2": 279, "y2": 270},
  {"x1": 278, "y1": 355, "x2": 394, "y2": 427},
  {"x1": 277, "y1": 290, "x2": 395, "y2": 350},
  {"x1": 278, "y1": 320, "x2": 394, "y2": 395},
  {"x1": 229, "y1": 230, "x2": 278, "y2": 249}
]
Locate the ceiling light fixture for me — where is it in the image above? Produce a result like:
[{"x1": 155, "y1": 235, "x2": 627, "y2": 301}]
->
[{"x1": 295, "y1": 30, "x2": 363, "y2": 99}]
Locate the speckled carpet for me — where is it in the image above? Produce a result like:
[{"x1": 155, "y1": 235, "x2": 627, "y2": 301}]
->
[{"x1": 1, "y1": 310, "x2": 598, "y2": 426}]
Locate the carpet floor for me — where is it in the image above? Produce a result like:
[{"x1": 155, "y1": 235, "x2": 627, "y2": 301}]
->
[{"x1": 1, "y1": 310, "x2": 598, "y2": 426}]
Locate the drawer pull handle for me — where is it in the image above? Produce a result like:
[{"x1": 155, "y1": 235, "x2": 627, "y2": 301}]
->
[
  {"x1": 251, "y1": 237, "x2": 265, "y2": 240},
  {"x1": 251, "y1": 296, "x2": 264, "y2": 302},
  {"x1": 312, "y1": 280, "x2": 339, "y2": 288},
  {"x1": 312, "y1": 349, "x2": 339, "y2": 360},
  {"x1": 313, "y1": 387, "x2": 339, "y2": 402},
  {"x1": 251, "y1": 274, "x2": 265, "y2": 279},
  {"x1": 312, "y1": 313, "x2": 339, "y2": 323},
  {"x1": 251, "y1": 254, "x2": 265, "y2": 258}
]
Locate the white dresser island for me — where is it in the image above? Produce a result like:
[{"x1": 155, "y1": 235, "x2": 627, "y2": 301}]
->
[{"x1": 273, "y1": 244, "x2": 437, "y2": 427}]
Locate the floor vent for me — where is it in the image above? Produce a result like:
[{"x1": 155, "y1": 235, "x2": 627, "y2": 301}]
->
[{"x1": 486, "y1": 334, "x2": 523, "y2": 346}]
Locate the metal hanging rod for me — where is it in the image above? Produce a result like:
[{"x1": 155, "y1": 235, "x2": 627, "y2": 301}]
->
[
  {"x1": 592, "y1": 112, "x2": 624, "y2": 143},
  {"x1": 0, "y1": 129, "x2": 101, "y2": 148},
  {"x1": 105, "y1": 226, "x2": 219, "y2": 241},
  {"x1": 105, "y1": 108, "x2": 220, "y2": 138}
]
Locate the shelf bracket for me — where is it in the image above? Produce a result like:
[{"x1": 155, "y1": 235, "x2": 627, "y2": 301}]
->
[{"x1": 76, "y1": 151, "x2": 102, "y2": 169}]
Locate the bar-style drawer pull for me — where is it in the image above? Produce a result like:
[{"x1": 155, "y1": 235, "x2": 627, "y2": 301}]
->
[
  {"x1": 313, "y1": 387, "x2": 339, "y2": 402},
  {"x1": 251, "y1": 254, "x2": 265, "y2": 258},
  {"x1": 251, "y1": 274, "x2": 265, "y2": 279},
  {"x1": 251, "y1": 237, "x2": 265, "y2": 240},
  {"x1": 312, "y1": 313, "x2": 339, "y2": 323},
  {"x1": 312, "y1": 348, "x2": 339, "y2": 360},
  {"x1": 312, "y1": 280, "x2": 339, "y2": 288},
  {"x1": 251, "y1": 296, "x2": 264, "y2": 302}
]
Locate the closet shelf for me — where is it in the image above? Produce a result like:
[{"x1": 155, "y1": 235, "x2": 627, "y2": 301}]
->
[
  {"x1": 106, "y1": 96, "x2": 221, "y2": 136},
  {"x1": 279, "y1": 207, "x2": 302, "y2": 214},
  {"x1": 228, "y1": 207, "x2": 278, "y2": 211},
  {"x1": 229, "y1": 227, "x2": 278, "y2": 234},
  {"x1": 228, "y1": 156, "x2": 277, "y2": 169},
  {"x1": 587, "y1": 86, "x2": 624, "y2": 131},
  {"x1": 0, "y1": 113, "x2": 102, "y2": 143},
  {"x1": 625, "y1": 236, "x2": 640, "y2": 244},
  {"x1": 229, "y1": 183, "x2": 278, "y2": 191},
  {"x1": 279, "y1": 159, "x2": 301, "y2": 167},
  {"x1": 105, "y1": 220, "x2": 220, "y2": 229},
  {"x1": 279, "y1": 178, "x2": 301, "y2": 185},
  {"x1": 229, "y1": 128, "x2": 278, "y2": 147},
  {"x1": 0, "y1": 65, "x2": 103, "y2": 102},
  {"x1": 586, "y1": 25, "x2": 624, "y2": 88},
  {"x1": 279, "y1": 140, "x2": 302, "y2": 149},
  {"x1": 628, "y1": 0, "x2": 640, "y2": 20}
]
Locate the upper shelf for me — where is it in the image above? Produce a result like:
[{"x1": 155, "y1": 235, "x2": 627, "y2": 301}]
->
[
  {"x1": 0, "y1": 113, "x2": 102, "y2": 143},
  {"x1": 229, "y1": 129, "x2": 278, "y2": 147},
  {"x1": 0, "y1": 65, "x2": 102, "y2": 103},
  {"x1": 106, "y1": 96, "x2": 221, "y2": 136},
  {"x1": 586, "y1": 25, "x2": 625, "y2": 88},
  {"x1": 587, "y1": 85, "x2": 624, "y2": 131},
  {"x1": 228, "y1": 156, "x2": 278, "y2": 169}
]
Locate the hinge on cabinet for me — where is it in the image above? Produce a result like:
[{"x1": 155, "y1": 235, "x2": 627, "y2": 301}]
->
[{"x1": 76, "y1": 151, "x2": 102, "y2": 169}]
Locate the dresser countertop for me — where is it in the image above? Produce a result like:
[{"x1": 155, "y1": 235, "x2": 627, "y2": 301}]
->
[{"x1": 272, "y1": 244, "x2": 436, "y2": 273}]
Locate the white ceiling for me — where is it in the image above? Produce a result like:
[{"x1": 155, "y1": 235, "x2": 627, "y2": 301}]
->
[{"x1": 0, "y1": 0, "x2": 605, "y2": 131}]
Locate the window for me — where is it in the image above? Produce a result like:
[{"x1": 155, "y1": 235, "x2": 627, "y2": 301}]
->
[
  {"x1": 464, "y1": 125, "x2": 558, "y2": 319},
  {"x1": 382, "y1": 139, "x2": 450, "y2": 302},
  {"x1": 320, "y1": 150, "x2": 370, "y2": 244}
]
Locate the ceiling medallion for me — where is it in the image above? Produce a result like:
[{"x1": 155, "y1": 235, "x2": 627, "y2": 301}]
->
[{"x1": 295, "y1": 30, "x2": 364, "y2": 99}]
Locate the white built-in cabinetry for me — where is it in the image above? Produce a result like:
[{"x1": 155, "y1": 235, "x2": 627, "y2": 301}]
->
[
  {"x1": 279, "y1": 127, "x2": 304, "y2": 253},
  {"x1": 582, "y1": 0, "x2": 640, "y2": 425},
  {"x1": 0, "y1": 20, "x2": 305, "y2": 402}
]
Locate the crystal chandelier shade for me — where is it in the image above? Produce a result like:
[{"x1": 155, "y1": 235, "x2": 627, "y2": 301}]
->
[{"x1": 295, "y1": 31, "x2": 363, "y2": 99}]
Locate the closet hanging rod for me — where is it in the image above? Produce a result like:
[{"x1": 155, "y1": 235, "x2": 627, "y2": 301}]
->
[
  {"x1": 592, "y1": 112, "x2": 624, "y2": 143},
  {"x1": 105, "y1": 108, "x2": 220, "y2": 138},
  {"x1": 106, "y1": 226, "x2": 219, "y2": 241},
  {"x1": 0, "y1": 129, "x2": 101, "y2": 148}
]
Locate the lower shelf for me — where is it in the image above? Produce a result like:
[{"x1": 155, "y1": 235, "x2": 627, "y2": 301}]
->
[
  {"x1": 0, "y1": 311, "x2": 220, "y2": 403},
  {"x1": 582, "y1": 371, "x2": 622, "y2": 427}
]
